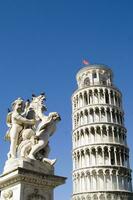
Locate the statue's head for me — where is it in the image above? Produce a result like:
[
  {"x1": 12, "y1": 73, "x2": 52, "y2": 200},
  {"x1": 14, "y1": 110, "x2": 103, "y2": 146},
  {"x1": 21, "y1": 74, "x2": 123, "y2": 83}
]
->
[
  {"x1": 31, "y1": 93, "x2": 47, "y2": 112},
  {"x1": 32, "y1": 93, "x2": 46, "y2": 102},
  {"x1": 49, "y1": 112, "x2": 61, "y2": 122},
  {"x1": 11, "y1": 98, "x2": 25, "y2": 113}
]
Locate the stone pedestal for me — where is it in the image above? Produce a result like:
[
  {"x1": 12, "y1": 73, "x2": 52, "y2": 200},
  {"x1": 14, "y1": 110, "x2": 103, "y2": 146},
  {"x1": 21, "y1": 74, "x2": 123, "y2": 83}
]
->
[{"x1": 0, "y1": 159, "x2": 66, "y2": 200}]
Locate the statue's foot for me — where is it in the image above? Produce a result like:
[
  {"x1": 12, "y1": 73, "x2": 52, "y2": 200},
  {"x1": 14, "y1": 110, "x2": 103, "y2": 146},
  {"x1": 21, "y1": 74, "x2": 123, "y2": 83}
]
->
[
  {"x1": 8, "y1": 153, "x2": 15, "y2": 160},
  {"x1": 50, "y1": 159, "x2": 56, "y2": 165},
  {"x1": 28, "y1": 154, "x2": 36, "y2": 160},
  {"x1": 7, "y1": 153, "x2": 11, "y2": 159},
  {"x1": 42, "y1": 158, "x2": 57, "y2": 165}
]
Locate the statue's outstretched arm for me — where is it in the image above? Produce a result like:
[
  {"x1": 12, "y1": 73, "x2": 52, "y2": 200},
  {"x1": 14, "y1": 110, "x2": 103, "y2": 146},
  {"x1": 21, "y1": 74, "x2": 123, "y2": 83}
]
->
[{"x1": 15, "y1": 115, "x2": 35, "y2": 125}]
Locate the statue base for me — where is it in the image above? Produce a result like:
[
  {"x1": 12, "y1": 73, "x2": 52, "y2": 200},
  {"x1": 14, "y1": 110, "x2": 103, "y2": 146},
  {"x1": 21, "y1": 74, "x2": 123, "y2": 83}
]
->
[
  {"x1": 0, "y1": 159, "x2": 66, "y2": 200},
  {"x1": 3, "y1": 157, "x2": 55, "y2": 175}
]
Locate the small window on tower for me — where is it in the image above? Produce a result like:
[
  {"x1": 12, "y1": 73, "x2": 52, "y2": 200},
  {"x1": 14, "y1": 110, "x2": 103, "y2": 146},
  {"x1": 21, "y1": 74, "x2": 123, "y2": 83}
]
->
[{"x1": 93, "y1": 72, "x2": 97, "y2": 78}]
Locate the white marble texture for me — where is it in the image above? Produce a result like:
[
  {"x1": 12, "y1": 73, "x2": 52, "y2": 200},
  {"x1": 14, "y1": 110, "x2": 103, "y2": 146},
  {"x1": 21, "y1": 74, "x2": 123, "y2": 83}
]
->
[{"x1": 72, "y1": 64, "x2": 133, "y2": 200}]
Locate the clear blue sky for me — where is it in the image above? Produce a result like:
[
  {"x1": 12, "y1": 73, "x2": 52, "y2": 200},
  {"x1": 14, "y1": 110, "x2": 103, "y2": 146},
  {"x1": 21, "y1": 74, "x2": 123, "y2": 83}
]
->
[{"x1": 0, "y1": 1, "x2": 133, "y2": 199}]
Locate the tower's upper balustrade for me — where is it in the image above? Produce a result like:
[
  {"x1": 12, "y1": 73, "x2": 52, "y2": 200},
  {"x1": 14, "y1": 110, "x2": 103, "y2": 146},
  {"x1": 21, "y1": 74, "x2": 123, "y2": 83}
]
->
[{"x1": 76, "y1": 64, "x2": 113, "y2": 89}]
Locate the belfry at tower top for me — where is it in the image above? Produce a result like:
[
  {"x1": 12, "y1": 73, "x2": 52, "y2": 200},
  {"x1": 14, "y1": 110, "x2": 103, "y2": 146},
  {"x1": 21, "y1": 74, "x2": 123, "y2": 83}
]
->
[
  {"x1": 77, "y1": 64, "x2": 113, "y2": 77},
  {"x1": 76, "y1": 63, "x2": 113, "y2": 89}
]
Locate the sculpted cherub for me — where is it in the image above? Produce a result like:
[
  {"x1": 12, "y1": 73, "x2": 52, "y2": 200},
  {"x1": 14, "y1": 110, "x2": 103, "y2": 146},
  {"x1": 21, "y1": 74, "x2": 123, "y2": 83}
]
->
[{"x1": 6, "y1": 98, "x2": 35, "y2": 159}]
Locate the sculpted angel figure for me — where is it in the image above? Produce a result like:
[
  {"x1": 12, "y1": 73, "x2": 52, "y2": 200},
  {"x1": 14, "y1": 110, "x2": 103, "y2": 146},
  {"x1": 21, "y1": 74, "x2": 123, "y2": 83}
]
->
[
  {"x1": 6, "y1": 93, "x2": 61, "y2": 166},
  {"x1": 6, "y1": 98, "x2": 35, "y2": 159}
]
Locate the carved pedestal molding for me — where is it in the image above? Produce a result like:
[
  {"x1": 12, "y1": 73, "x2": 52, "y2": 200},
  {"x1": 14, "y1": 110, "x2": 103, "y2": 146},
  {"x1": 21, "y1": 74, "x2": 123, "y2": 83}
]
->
[
  {"x1": 0, "y1": 160, "x2": 66, "y2": 200},
  {"x1": 72, "y1": 64, "x2": 133, "y2": 200}
]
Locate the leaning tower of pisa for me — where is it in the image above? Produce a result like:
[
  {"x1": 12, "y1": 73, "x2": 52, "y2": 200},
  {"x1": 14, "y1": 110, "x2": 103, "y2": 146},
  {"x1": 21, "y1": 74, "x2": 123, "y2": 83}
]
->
[{"x1": 72, "y1": 64, "x2": 133, "y2": 200}]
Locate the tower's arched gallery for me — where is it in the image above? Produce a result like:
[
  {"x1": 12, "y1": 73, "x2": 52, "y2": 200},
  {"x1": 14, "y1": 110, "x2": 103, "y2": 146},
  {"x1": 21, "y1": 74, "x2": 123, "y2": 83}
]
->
[{"x1": 72, "y1": 64, "x2": 133, "y2": 200}]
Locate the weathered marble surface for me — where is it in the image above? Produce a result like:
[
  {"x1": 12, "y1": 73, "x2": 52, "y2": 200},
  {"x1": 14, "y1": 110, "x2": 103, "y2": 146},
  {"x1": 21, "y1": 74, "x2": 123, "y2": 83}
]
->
[
  {"x1": 5, "y1": 93, "x2": 60, "y2": 165},
  {"x1": 3, "y1": 157, "x2": 54, "y2": 175},
  {"x1": 0, "y1": 164, "x2": 66, "y2": 200}
]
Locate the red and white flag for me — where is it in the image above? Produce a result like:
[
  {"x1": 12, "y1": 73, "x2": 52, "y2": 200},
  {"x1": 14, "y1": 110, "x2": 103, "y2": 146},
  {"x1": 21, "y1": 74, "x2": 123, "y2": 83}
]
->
[{"x1": 82, "y1": 59, "x2": 89, "y2": 65}]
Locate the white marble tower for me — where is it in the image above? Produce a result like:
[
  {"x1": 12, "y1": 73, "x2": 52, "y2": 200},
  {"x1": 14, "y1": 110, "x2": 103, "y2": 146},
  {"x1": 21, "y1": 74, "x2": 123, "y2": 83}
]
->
[{"x1": 72, "y1": 64, "x2": 133, "y2": 200}]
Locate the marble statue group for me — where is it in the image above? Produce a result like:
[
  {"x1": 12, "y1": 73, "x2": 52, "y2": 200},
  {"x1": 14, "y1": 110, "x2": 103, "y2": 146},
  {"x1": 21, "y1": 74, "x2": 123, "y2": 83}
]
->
[{"x1": 5, "y1": 93, "x2": 61, "y2": 165}]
